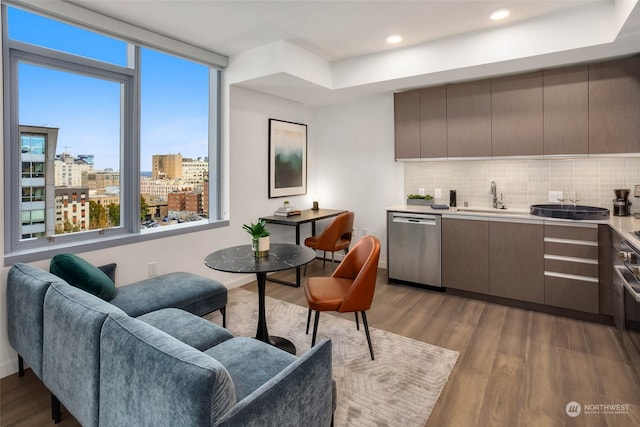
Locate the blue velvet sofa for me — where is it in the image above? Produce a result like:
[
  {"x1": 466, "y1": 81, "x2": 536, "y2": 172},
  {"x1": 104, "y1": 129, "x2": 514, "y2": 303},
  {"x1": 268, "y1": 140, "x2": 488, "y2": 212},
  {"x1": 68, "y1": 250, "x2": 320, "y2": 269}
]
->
[
  {"x1": 7, "y1": 261, "x2": 228, "y2": 380},
  {"x1": 7, "y1": 262, "x2": 335, "y2": 426}
]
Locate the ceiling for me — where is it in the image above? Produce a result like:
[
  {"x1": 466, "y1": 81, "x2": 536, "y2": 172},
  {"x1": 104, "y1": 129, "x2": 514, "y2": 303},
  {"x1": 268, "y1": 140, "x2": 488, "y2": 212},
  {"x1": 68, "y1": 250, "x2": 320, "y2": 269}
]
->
[
  {"x1": 68, "y1": 0, "x2": 603, "y2": 62},
  {"x1": 63, "y1": 0, "x2": 640, "y2": 106}
]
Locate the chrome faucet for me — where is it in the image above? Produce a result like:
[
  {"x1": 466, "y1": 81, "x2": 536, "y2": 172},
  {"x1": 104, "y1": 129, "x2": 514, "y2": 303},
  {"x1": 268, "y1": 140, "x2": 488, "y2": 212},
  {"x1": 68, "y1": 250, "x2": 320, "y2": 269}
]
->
[{"x1": 490, "y1": 181, "x2": 497, "y2": 209}]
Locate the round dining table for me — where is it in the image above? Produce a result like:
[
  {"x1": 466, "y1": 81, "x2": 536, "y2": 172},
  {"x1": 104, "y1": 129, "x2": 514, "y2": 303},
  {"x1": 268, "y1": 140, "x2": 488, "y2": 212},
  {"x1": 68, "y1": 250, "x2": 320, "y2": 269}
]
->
[{"x1": 204, "y1": 243, "x2": 316, "y2": 354}]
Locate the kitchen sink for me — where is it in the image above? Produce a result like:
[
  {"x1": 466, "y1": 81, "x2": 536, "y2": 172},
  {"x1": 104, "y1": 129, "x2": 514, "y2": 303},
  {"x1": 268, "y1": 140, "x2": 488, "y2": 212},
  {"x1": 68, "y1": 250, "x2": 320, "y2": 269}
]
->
[
  {"x1": 530, "y1": 204, "x2": 610, "y2": 220},
  {"x1": 456, "y1": 207, "x2": 530, "y2": 215}
]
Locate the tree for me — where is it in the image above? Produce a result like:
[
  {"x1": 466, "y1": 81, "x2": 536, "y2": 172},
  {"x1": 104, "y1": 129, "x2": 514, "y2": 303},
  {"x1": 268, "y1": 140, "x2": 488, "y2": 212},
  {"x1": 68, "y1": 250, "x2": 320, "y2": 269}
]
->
[
  {"x1": 107, "y1": 203, "x2": 120, "y2": 227},
  {"x1": 140, "y1": 195, "x2": 150, "y2": 221},
  {"x1": 89, "y1": 201, "x2": 108, "y2": 229}
]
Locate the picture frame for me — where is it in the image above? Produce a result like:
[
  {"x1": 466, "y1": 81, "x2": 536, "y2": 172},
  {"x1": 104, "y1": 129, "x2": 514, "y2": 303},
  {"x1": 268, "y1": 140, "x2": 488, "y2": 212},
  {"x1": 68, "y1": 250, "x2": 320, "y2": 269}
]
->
[{"x1": 268, "y1": 119, "x2": 307, "y2": 198}]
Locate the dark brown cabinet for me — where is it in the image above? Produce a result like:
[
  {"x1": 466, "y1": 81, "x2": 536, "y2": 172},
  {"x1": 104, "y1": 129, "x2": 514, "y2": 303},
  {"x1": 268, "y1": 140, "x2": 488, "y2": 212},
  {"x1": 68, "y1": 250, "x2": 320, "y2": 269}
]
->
[
  {"x1": 394, "y1": 56, "x2": 640, "y2": 159},
  {"x1": 489, "y1": 221, "x2": 544, "y2": 303},
  {"x1": 491, "y1": 72, "x2": 543, "y2": 157},
  {"x1": 588, "y1": 56, "x2": 640, "y2": 154},
  {"x1": 442, "y1": 217, "x2": 489, "y2": 293},
  {"x1": 419, "y1": 86, "x2": 447, "y2": 158},
  {"x1": 446, "y1": 80, "x2": 492, "y2": 157},
  {"x1": 543, "y1": 65, "x2": 589, "y2": 155},
  {"x1": 394, "y1": 88, "x2": 447, "y2": 159},
  {"x1": 543, "y1": 223, "x2": 599, "y2": 313},
  {"x1": 394, "y1": 90, "x2": 420, "y2": 159}
]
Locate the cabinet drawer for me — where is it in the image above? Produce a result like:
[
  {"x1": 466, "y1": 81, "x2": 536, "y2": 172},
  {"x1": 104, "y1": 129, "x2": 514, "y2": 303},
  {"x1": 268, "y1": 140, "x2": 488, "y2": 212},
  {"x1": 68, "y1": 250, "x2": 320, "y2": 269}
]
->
[
  {"x1": 544, "y1": 258, "x2": 598, "y2": 278},
  {"x1": 545, "y1": 241, "x2": 598, "y2": 259},
  {"x1": 544, "y1": 275, "x2": 599, "y2": 313},
  {"x1": 544, "y1": 224, "x2": 597, "y2": 241}
]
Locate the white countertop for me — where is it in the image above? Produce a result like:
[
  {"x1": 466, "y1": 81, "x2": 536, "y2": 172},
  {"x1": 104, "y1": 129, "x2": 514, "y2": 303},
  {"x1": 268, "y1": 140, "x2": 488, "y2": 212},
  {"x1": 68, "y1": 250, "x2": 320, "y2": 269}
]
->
[{"x1": 387, "y1": 204, "x2": 640, "y2": 248}]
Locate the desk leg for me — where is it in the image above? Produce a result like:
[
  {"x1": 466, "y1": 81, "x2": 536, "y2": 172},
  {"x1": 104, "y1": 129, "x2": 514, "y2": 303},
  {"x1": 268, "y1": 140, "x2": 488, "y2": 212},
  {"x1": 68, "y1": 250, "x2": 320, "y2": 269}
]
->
[
  {"x1": 293, "y1": 223, "x2": 302, "y2": 287},
  {"x1": 255, "y1": 272, "x2": 296, "y2": 354}
]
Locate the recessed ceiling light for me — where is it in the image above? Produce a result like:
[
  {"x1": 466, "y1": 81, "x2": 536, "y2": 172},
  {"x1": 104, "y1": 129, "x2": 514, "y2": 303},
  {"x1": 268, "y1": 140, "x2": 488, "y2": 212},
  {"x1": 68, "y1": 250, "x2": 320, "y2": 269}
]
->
[
  {"x1": 387, "y1": 35, "x2": 402, "y2": 44},
  {"x1": 490, "y1": 8, "x2": 510, "y2": 20}
]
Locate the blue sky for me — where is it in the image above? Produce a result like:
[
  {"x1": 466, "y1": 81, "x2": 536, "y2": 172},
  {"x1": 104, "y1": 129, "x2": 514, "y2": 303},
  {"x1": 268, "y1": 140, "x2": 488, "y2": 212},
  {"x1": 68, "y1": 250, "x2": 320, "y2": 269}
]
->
[{"x1": 9, "y1": 6, "x2": 209, "y2": 171}]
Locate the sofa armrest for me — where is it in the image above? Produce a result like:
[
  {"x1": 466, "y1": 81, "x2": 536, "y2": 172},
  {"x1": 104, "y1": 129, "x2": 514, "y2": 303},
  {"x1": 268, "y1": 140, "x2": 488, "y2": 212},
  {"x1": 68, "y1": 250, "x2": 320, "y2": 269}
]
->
[
  {"x1": 214, "y1": 339, "x2": 334, "y2": 427},
  {"x1": 99, "y1": 313, "x2": 236, "y2": 427}
]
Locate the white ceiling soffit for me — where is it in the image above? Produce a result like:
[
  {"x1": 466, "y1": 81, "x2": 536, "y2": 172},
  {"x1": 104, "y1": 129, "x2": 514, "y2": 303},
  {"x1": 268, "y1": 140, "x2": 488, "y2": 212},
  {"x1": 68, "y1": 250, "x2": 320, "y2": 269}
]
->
[
  {"x1": 18, "y1": 0, "x2": 640, "y2": 106},
  {"x1": 232, "y1": 0, "x2": 640, "y2": 106}
]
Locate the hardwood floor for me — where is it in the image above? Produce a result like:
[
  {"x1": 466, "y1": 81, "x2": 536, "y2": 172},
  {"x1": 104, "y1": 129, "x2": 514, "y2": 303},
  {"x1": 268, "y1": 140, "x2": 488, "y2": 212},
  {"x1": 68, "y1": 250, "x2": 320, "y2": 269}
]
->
[{"x1": 2, "y1": 261, "x2": 640, "y2": 426}]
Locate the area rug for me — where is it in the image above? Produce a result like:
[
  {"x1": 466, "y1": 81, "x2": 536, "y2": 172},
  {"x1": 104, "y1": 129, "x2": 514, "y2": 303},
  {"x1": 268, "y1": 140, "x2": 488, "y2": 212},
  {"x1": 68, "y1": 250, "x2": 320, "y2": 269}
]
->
[{"x1": 205, "y1": 288, "x2": 459, "y2": 427}]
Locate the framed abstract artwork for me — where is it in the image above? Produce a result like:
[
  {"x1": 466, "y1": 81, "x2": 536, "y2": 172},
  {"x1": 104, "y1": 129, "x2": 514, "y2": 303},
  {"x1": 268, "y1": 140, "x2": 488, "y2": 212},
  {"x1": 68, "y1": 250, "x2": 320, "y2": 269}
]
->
[{"x1": 268, "y1": 119, "x2": 307, "y2": 198}]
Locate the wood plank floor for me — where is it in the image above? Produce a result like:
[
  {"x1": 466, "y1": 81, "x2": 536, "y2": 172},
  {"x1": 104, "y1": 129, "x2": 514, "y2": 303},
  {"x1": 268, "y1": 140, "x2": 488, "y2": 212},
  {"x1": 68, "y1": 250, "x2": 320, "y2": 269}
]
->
[{"x1": 2, "y1": 261, "x2": 640, "y2": 426}]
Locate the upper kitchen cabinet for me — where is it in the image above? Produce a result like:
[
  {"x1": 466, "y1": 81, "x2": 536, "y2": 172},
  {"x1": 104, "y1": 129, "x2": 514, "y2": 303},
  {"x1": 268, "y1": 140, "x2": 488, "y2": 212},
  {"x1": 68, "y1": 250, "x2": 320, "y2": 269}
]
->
[
  {"x1": 491, "y1": 72, "x2": 543, "y2": 157},
  {"x1": 419, "y1": 86, "x2": 447, "y2": 158},
  {"x1": 589, "y1": 56, "x2": 640, "y2": 154},
  {"x1": 543, "y1": 65, "x2": 589, "y2": 155},
  {"x1": 446, "y1": 80, "x2": 492, "y2": 158},
  {"x1": 394, "y1": 90, "x2": 421, "y2": 159}
]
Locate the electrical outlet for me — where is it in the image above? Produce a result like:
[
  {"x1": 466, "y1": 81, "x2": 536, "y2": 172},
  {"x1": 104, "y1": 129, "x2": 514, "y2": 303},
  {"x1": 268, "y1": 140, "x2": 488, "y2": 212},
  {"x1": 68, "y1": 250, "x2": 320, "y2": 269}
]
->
[
  {"x1": 548, "y1": 190, "x2": 564, "y2": 202},
  {"x1": 435, "y1": 188, "x2": 442, "y2": 199},
  {"x1": 362, "y1": 228, "x2": 368, "y2": 236},
  {"x1": 148, "y1": 261, "x2": 158, "y2": 277},
  {"x1": 418, "y1": 187, "x2": 425, "y2": 196}
]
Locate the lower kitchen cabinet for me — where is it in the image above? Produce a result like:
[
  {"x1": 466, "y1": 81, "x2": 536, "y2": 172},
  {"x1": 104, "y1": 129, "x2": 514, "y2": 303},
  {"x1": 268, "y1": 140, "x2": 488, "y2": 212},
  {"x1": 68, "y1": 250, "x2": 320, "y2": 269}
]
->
[
  {"x1": 442, "y1": 217, "x2": 489, "y2": 293},
  {"x1": 543, "y1": 223, "x2": 600, "y2": 313},
  {"x1": 544, "y1": 276, "x2": 599, "y2": 313},
  {"x1": 489, "y1": 220, "x2": 544, "y2": 303},
  {"x1": 441, "y1": 216, "x2": 606, "y2": 317}
]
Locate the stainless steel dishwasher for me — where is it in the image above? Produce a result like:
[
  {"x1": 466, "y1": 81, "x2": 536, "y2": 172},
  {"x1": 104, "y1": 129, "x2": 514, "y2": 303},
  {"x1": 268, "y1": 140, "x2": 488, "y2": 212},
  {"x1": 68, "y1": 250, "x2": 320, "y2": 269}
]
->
[{"x1": 387, "y1": 211, "x2": 442, "y2": 287}]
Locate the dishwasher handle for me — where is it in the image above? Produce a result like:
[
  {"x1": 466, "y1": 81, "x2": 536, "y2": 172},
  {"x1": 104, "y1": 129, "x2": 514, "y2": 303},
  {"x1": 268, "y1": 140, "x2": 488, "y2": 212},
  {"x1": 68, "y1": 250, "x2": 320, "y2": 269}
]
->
[{"x1": 391, "y1": 214, "x2": 438, "y2": 226}]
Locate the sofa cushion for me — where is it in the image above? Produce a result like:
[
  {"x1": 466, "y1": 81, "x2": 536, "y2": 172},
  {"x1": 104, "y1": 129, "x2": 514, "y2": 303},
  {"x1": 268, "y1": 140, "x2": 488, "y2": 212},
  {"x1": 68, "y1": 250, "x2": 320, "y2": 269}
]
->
[
  {"x1": 137, "y1": 308, "x2": 233, "y2": 351},
  {"x1": 204, "y1": 337, "x2": 297, "y2": 401},
  {"x1": 50, "y1": 253, "x2": 116, "y2": 301},
  {"x1": 109, "y1": 272, "x2": 227, "y2": 317},
  {"x1": 42, "y1": 281, "x2": 127, "y2": 427}
]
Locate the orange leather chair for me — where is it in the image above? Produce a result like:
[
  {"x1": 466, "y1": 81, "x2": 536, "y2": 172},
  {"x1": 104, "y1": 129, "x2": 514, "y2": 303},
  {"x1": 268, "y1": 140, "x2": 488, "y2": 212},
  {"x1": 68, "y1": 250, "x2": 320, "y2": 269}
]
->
[
  {"x1": 304, "y1": 211, "x2": 355, "y2": 272},
  {"x1": 303, "y1": 235, "x2": 381, "y2": 360}
]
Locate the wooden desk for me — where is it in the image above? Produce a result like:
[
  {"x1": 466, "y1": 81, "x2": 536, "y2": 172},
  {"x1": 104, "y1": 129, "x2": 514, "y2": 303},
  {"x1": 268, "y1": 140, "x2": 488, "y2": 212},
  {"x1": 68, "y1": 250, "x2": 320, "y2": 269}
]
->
[{"x1": 261, "y1": 208, "x2": 347, "y2": 287}]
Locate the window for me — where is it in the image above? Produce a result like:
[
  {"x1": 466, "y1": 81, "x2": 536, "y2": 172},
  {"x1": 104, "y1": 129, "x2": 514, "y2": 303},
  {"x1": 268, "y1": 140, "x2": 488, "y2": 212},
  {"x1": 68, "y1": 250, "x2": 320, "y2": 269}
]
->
[{"x1": 3, "y1": 5, "x2": 223, "y2": 261}]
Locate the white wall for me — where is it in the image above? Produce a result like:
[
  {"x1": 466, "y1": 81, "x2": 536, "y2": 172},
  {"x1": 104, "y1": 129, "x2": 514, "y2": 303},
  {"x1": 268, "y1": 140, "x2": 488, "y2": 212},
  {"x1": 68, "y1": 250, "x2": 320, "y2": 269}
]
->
[{"x1": 313, "y1": 94, "x2": 405, "y2": 262}]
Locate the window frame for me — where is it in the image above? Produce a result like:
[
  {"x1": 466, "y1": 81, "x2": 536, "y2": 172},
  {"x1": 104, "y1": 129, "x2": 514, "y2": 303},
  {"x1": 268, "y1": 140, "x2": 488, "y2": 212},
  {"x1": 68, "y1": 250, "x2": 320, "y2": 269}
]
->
[{"x1": 2, "y1": 5, "x2": 226, "y2": 266}]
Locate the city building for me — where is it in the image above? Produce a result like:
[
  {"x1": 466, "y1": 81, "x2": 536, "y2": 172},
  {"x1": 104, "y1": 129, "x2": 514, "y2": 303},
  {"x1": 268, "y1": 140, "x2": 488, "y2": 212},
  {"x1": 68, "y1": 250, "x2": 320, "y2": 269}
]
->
[
  {"x1": 181, "y1": 157, "x2": 208, "y2": 192},
  {"x1": 54, "y1": 186, "x2": 89, "y2": 233},
  {"x1": 19, "y1": 125, "x2": 59, "y2": 239},
  {"x1": 152, "y1": 154, "x2": 182, "y2": 179},
  {"x1": 54, "y1": 152, "x2": 93, "y2": 187},
  {"x1": 85, "y1": 170, "x2": 120, "y2": 195}
]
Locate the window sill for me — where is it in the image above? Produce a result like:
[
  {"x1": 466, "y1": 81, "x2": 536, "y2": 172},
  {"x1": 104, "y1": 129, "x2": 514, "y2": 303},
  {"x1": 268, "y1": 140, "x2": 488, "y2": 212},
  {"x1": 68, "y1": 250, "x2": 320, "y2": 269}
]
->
[{"x1": 4, "y1": 219, "x2": 229, "y2": 266}]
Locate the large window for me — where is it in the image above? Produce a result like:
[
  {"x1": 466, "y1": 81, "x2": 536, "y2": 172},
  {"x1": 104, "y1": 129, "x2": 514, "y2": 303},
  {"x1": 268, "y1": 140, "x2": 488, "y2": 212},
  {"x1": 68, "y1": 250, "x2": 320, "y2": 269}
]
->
[{"x1": 3, "y1": 5, "x2": 223, "y2": 260}]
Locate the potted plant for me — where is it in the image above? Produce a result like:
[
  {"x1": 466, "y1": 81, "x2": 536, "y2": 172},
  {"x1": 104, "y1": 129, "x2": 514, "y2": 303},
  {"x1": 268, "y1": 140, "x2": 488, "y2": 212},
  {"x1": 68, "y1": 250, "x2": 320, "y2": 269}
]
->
[{"x1": 242, "y1": 219, "x2": 270, "y2": 257}]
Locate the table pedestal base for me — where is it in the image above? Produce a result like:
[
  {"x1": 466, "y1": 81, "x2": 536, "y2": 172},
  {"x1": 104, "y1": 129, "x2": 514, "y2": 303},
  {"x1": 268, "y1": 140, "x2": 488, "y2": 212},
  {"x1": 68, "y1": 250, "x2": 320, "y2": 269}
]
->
[{"x1": 268, "y1": 336, "x2": 296, "y2": 355}]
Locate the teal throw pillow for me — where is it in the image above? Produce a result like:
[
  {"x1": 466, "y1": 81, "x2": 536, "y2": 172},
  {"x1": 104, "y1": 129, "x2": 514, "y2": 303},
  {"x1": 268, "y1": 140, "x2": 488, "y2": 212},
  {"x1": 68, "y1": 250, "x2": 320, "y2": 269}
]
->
[{"x1": 50, "y1": 253, "x2": 117, "y2": 301}]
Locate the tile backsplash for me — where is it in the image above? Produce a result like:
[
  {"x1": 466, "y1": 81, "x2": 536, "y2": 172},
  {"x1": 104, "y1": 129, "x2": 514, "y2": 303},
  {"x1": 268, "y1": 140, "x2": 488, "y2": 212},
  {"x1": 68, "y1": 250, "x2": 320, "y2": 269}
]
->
[{"x1": 405, "y1": 157, "x2": 640, "y2": 213}]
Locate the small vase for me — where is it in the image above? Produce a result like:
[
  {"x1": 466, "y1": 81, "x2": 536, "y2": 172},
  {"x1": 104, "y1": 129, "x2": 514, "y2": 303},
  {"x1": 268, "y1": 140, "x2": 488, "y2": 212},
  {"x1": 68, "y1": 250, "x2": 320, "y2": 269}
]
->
[{"x1": 252, "y1": 236, "x2": 270, "y2": 257}]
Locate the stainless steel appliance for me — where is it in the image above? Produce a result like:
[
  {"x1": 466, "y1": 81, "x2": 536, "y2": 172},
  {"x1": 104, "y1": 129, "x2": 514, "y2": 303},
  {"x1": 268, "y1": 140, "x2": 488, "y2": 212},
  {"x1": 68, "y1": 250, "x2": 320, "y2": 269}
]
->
[
  {"x1": 613, "y1": 189, "x2": 631, "y2": 216},
  {"x1": 387, "y1": 212, "x2": 442, "y2": 287},
  {"x1": 613, "y1": 239, "x2": 640, "y2": 379}
]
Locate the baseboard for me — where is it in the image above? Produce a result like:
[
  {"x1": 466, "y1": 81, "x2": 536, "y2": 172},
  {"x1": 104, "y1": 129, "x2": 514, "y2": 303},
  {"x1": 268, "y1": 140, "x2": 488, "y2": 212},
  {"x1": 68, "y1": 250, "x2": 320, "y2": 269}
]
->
[{"x1": 1, "y1": 357, "x2": 20, "y2": 379}]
